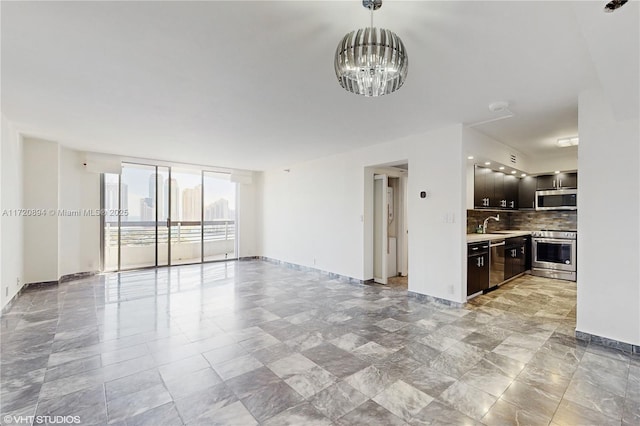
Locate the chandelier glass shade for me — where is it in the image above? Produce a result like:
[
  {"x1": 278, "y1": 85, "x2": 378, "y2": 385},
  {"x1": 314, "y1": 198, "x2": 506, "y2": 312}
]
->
[{"x1": 334, "y1": 1, "x2": 408, "y2": 97}]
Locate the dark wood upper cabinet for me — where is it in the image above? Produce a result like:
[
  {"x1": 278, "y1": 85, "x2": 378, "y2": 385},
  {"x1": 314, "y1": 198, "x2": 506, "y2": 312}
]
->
[
  {"x1": 519, "y1": 176, "x2": 537, "y2": 210},
  {"x1": 474, "y1": 166, "x2": 518, "y2": 210},
  {"x1": 537, "y1": 172, "x2": 578, "y2": 190},
  {"x1": 504, "y1": 175, "x2": 519, "y2": 209}
]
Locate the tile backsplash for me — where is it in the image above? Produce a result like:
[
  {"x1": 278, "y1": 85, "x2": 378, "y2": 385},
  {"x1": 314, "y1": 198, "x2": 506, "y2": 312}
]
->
[{"x1": 467, "y1": 210, "x2": 578, "y2": 234}]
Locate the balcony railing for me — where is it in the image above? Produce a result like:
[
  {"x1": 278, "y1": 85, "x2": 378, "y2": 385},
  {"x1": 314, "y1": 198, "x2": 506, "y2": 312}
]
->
[
  {"x1": 103, "y1": 220, "x2": 236, "y2": 269},
  {"x1": 104, "y1": 220, "x2": 236, "y2": 247}
]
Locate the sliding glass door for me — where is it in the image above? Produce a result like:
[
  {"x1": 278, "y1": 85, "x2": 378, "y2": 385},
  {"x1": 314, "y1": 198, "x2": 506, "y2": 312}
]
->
[
  {"x1": 102, "y1": 163, "x2": 237, "y2": 271},
  {"x1": 169, "y1": 168, "x2": 202, "y2": 266},
  {"x1": 203, "y1": 172, "x2": 236, "y2": 261}
]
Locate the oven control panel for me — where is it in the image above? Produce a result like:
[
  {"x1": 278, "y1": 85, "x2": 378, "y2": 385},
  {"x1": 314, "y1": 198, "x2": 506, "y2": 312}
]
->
[{"x1": 532, "y1": 230, "x2": 577, "y2": 240}]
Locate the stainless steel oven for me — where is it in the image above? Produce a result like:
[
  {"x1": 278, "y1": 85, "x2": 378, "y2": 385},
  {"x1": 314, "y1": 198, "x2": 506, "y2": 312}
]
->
[{"x1": 531, "y1": 230, "x2": 576, "y2": 281}]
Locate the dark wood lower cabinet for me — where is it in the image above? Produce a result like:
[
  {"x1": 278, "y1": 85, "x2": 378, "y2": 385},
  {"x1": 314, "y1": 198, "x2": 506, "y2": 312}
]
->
[
  {"x1": 467, "y1": 242, "x2": 489, "y2": 296},
  {"x1": 505, "y1": 237, "x2": 527, "y2": 280}
]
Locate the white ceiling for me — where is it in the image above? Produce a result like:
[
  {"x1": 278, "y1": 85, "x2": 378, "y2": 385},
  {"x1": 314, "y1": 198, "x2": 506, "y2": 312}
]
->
[{"x1": 1, "y1": 1, "x2": 637, "y2": 171}]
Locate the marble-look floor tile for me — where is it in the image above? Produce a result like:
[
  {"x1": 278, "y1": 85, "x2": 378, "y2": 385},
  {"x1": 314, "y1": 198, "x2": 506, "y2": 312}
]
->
[
  {"x1": 210, "y1": 353, "x2": 263, "y2": 380},
  {"x1": 2, "y1": 263, "x2": 636, "y2": 426},
  {"x1": 267, "y1": 353, "x2": 317, "y2": 379},
  {"x1": 500, "y1": 380, "x2": 561, "y2": 420},
  {"x1": 330, "y1": 333, "x2": 368, "y2": 352},
  {"x1": 285, "y1": 365, "x2": 337, "y2": 399},
  {"x1": 107, "y1": 383, "x2": 172, "y2": 423},
  {"x1": 311, "y1": 381, "x2": 368, "y2": 420},
  {"x1": 400, "y1": 365, "x2": 455, "y2": 399},
  {"x1": 563, "y1": 378, "x2": 625, "y2": 420},
  {"x1": 336, "y1": 400, "x2": 407, "y2": 426},
  {"x1": 174, "y1": 382, "x2": 238, "y2": 424},
  {"x1": 409, "y1": 400, "x2": 478, "y2": 426},
  {"x1": 262, "y1": 402, "x2": 332, "y2": 426},
  {"x1": 459, "y1": 364, "x2": 513, "y2": 398},
  {"x1": 35, "y1": 383, "x2": 107, "y2": 425},
  {"x1": 344, "y1": 365, "x2": 392, "y2": 398},
  {"x1": 372, "y1": 380, "x2": 434, "y2": 422},
  {"x1": 240, "y1": 381, "x2": 303, "y2": 423},
  {"x1": 164, "y1": 367, "x2": 222, "y2": 400},
  {"x1": 225, "y1": 366, "x2": 282, "y2": 400},
  {"x1": 438, "y1": 381, "x2": 496, "y2": 421},
  {"x1": 105, "y1": 369, "x2": 163, "y2": 401},
  {"x1": 481, "y1": 398, "x2": 550, "y2": 426},
  {"x1": 552, "y1": 398, "x2": 620, "y2": 426},
  {"x1": 121, "y1": 402, "x2": 184, "y2": 426}
]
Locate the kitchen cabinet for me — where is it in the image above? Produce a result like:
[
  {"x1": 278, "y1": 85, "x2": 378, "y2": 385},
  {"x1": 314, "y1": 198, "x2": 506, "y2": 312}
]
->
[
  {"x1": 537, "y1": 172, "x2": 578, "y2": 190},
  {"x1": 467, "y1": 242, "x2": 489, "y2": 296},
  {"x1": 519, "y1": 176, "x2": 537, "y2": 210},
  {"x1": 474, "y1": 166, "x2": 493, "y2": 208},
  {"x1": 474, "y1": 166, "x2": 519, "y2": 210},
  {"x1": 505, "y1": 236, "x2": 527, "y2": 280},
  {"x1": 504, "y1": 175, "x2": 518, "y2": 209}
]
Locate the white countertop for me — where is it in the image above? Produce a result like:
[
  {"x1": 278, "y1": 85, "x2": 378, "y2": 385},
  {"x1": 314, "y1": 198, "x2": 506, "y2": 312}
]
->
[{"x1": 466, "y1": 230, "x2": 532, "y2": 243}]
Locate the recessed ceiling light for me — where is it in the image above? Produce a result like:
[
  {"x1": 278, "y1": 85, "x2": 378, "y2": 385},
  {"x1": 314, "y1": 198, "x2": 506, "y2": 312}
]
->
[
  {"x1": 511, "y1": 171, "x2": 517, "y2": 174},
  {"x1": 484, "y1": 162, "x2": 491, "y2": 165},
  {"x1": 555, "y1": 170, "x2": 561, "y2": 174},
  {"x1": 499, "y1": 166, "x2": 505, "y2": 170},
  {"x1": 604, "y1": 0, "x2": 628, "y2": 13},
  {"x1": 521, "y1": 173, "x2": 527, "y2": 177},
  {"x1": 467, "y1": 156, "x2": 474, "y2": 160},
  {"x1": 557, "y1": 137, "x2": 579, "y2": 147}
]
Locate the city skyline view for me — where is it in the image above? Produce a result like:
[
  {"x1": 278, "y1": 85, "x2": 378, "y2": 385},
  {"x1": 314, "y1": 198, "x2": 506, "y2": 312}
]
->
[{"x1": 104, "y1": 166, "x2": 236, "y2": 222}]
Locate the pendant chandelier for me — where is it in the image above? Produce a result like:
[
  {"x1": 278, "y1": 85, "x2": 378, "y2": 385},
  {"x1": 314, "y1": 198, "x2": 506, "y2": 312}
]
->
[{"x1": 334, "y1": 0, "x2": 408, "y2": 97}]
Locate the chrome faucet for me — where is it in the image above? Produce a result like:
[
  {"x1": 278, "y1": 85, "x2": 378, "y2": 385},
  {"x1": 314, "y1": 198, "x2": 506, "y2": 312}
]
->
[{"x1": 482, "y1": 214, "x2": 500, "y2": 233}]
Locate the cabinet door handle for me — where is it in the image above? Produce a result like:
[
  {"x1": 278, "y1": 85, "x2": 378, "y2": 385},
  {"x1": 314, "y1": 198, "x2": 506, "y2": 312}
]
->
[
  {"x1": 553, "y1": 179, "x2": 556, "y2": 188},
  {"x1": 521, "y1": 247, "x2": 525, "y2": 254},
  {"x1": 510, "y1": 201, "x2": 515, "y2": 208},
  {"x1": 559, "y1": 179, "x2": 563, "y2": 188},
  {"x1": 471, "y1": 247, "x2": 479, "y2": 251},
  {"x1": 481, "y1": 256, "x2": 484, "y2": 267},
  {"x1": 477, "y1": 257, "x2": 482, "y2": 267}
]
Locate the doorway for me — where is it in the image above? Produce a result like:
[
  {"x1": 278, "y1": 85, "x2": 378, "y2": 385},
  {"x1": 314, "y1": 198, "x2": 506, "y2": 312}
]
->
[
  {"x1": 102, "y1": 162, "x2": 237, "y2": 272},
  {"x1": 370, "y1": 164, "x2": 409, "y2": 288}
]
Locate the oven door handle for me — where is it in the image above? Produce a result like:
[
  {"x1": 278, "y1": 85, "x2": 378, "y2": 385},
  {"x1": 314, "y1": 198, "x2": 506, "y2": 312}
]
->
[{"x1": 533, "y1": 238, "x2": 575, "y2": 244}]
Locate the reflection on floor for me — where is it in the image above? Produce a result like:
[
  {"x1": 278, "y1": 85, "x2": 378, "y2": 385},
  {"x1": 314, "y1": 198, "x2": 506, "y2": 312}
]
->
[
  {"x1": 1, "y1": 261, "x2": 638, "y2": 425},
  {"x1": 386, "y1": 275, "x2": 408, "y2": 289}
]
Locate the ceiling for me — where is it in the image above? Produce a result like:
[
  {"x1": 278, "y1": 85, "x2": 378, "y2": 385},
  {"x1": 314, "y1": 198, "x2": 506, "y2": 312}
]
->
[{"x1": 1, "y1": 1, "x2": 637, "y2": 171}]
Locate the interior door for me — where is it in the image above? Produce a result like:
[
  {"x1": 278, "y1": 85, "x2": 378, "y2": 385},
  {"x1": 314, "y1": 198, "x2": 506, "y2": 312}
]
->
[{"x1": 373, "y1": 174, "x2": 388, "y2": 284}]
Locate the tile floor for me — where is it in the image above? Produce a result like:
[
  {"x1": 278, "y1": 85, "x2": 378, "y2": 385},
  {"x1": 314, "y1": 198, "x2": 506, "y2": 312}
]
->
[{"x1": 1, "y1": 260, "x2": 638, "y2": 425}]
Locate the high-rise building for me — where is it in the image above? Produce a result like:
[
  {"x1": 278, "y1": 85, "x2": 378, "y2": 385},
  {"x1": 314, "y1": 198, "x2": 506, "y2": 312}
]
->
[
  {"x1": 182, "y1": 185, "x2": 202, "y2": 221},
  {"x1": 140, "y1": 197, "x2": 154, "y2": 221},
  {"x1": 165, "y1": 178, "x2": 179, "y2": 219},
  {"x1": 148, "y1": 174, "x2": 164, "y2": 219},
  {"x1": 205, "y1": 198, "x2": 230, "y2": 220}
]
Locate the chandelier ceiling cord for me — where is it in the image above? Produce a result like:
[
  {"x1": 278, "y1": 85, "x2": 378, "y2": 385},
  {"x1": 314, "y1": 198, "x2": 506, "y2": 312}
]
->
[{"x1": 334, "y1": 0, "x2": 408, "y2": 97}]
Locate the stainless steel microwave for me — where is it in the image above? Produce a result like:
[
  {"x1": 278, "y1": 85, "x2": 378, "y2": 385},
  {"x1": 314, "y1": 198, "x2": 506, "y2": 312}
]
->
[{"x1": 535, "y1": 189, "x2": 578, "y2": 211}]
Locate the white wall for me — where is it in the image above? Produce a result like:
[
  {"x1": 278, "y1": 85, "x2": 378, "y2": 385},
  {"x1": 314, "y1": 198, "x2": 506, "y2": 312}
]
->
[
  {"x1": 23, "y1": 138, "x2": 59, "y2": 284},
  {"x1": 1, "y1": 115, "x2": 24, "y2": 310},
  {"x1": 237, "y1": 175, "x2": 262, "y2": 258},
  {"x1": 58, "y1": 147, "x2": 101, "y2": 276},
  {"x1": 577, "y1": 88, "x2": 639, "y2": 346},
  {"x1": 261, "y1": 124, "x2": 467, "y2": 303}
]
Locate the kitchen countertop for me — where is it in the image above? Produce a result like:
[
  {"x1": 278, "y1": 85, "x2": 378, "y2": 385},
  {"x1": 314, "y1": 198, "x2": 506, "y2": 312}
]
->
[{"x1": 466, "y1": 230, "x2": 532, "y2": 243}]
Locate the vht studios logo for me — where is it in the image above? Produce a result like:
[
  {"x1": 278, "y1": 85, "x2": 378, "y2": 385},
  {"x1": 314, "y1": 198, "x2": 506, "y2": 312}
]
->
[{"x1": 3, "y1": 415, "x2": 81, "y2": 424}]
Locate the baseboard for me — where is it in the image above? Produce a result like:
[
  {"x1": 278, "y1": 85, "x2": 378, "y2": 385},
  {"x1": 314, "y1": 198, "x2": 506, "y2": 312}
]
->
[
  {"x1": 407, "y1": 291, "x2": 465, "y2": 308},
  {"x1": 259, "y1": 256, "x2": 367, "y2": 286},
  {"x1": 1, "y1": 271, "x2": 98, "y2": 317},
  {"x1": 576, "y1": 330, "x2": 640, "y2": 355}
]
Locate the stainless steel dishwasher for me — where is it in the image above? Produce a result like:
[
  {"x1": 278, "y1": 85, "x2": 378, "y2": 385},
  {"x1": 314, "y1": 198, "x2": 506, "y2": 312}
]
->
[{"x1": 489, "y1": 239, "x2": 505, "y2": 288}]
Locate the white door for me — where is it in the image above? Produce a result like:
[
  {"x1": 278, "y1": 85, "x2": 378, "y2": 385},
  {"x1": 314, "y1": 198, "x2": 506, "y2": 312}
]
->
[{"x1": 373, "y1": 174, "x2": 388, "y2": 284}]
